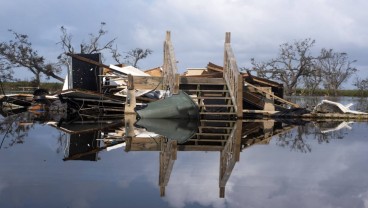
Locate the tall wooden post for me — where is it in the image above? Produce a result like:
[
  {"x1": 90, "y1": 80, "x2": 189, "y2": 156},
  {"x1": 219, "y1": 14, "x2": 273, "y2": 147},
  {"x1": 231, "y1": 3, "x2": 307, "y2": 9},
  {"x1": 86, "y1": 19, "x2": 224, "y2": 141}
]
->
[
  {"x1": 163, "y1": 31, "x2": 180, "y2": 95},
  {"x1": 223, "y1": 32, "x2": 243, "y2": 118}
]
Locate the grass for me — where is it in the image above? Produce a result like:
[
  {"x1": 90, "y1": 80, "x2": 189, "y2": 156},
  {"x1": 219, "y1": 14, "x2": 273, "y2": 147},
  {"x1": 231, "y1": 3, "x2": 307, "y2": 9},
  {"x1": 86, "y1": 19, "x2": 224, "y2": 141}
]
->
[
  {"x1": 295, "y1": 89, "x2": 368, "y2": 97},
  {"x1": 0, "y1": 81, "x2": 63, "y2": 94}
]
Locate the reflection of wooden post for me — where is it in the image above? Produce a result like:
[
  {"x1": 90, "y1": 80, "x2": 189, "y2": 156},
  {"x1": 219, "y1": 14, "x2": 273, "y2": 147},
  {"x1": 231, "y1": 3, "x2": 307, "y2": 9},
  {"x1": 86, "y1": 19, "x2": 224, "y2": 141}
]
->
[
  {"x1": 159, "y1": 139, "x2": 177, "y2": 197},
  {"x1": 125, "y1": 74, "x2": 136, "y2": 114},
  {"x1": 124, "y1": 114, "x2": 136, "y2": 152},
  {"x1": 234, "y1": 119, "x2": 242, "y2": 162},
  {"x1": 219, "y1": 119, "x2": 242, "y2": 198}
]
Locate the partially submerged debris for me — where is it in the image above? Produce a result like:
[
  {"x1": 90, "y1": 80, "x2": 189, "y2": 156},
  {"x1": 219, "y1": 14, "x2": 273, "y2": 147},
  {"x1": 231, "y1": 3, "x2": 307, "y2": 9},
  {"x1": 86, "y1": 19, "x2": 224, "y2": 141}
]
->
[
  {"x1": 136, "y1": 91, "x2": 199, "y2": 119},
  {"x1": 2, "y1": 32, "x2": 368, "y2": 121},
  {"x1": 313, "y1": 100, "x2": 368, "y2": 115}
]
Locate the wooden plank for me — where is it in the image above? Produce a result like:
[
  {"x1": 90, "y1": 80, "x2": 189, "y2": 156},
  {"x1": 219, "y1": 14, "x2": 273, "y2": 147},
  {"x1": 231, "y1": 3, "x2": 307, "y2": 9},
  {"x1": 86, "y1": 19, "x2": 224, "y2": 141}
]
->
[
  {"x1": 199, "y1": 112, "x2": 236, "y2": 115},
  {"x1": 132, "y1": 76, "x2": 164, "y2": 90},
  {"x1": 243, "y1": 109, "x2": 279, "y2": 114},
  {"x1": 185, "y1": 89, "x2": 229, "y2": 92},
  {"x1": 180, "y1": 77, "x2": 225, "y2": 85},
  {"x1": 246, "y1": 83, "x2": 299, "y2": 108},
  {"x1": 302, "y1": 113, "x2": 368, "y2": 119},
  {"x1": 199, "y1": 104, "x2": 234, "y2": 107},
  {"x1": 200, "y1": 119, "x2": 236, "y2": 123},
  {"x1": 223, "y1": 32, "x2": 243, "y2": 118},
  {"x1": 127, "y1": 74, "x2": 134, "y2": 90},
  {"x1": 67, "y1": 53, "x2": 110, "y2": 70},
  {"x1": 163, "y1": 31, "x2": 178, "y2": 94},
  {"x1": 196, "y1": 96, "x2": 231, "y2": 99},
  {"x1": 173, "y1": 73, "x2": 180, "y2": 94},
  {"x1": 198, "y1": 126, "x2": 234, "y2": 130},
  {"x1": 177, "y1": 145, "x2": 223, "y2": 151},
  {"x1": 195, "y1": 133, "x2": 230, "y2": 136}
]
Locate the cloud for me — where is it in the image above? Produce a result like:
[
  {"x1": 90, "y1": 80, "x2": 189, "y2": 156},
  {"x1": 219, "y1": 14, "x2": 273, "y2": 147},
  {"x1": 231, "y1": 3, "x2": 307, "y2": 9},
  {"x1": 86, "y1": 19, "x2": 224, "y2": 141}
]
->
[{"x1": 1, "y1": 0, "x2": 368, "y2": 83}]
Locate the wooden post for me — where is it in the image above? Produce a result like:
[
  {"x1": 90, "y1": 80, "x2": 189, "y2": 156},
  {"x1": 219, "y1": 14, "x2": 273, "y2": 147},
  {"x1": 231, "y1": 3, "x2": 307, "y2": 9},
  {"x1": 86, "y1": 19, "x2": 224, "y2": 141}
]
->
[
  {"x1": 173, "y1": 73, "x2": 180, "y2": 94},
  {"x1": 223, "y1": 32, "x2": 244, "y2": 118},
  {"x1": 237, "y1": 74, "x2": 243, "y2": 118},
  {"x1": 163, "y1": 31, "x2": 179, "y2": 95},
  {"x1": 125, "y1": 74, "x2": 136, "y2": 114},
  {"x1": 225, "y1": 32, "x2": 231, "y2": 44}
]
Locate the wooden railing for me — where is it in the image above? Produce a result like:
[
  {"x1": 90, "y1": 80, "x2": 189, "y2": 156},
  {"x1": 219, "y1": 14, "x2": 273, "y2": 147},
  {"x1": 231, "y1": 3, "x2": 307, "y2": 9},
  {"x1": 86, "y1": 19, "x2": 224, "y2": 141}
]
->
[
  {"x1": 163, "y1": 31, "x2": 180, "y2": 94},
  {"x1": 219, "y1": 119, "x2": 242, "y2": 198},
  {"x1": 223, "y1": 32, "x2": 243, "y2": 118}
]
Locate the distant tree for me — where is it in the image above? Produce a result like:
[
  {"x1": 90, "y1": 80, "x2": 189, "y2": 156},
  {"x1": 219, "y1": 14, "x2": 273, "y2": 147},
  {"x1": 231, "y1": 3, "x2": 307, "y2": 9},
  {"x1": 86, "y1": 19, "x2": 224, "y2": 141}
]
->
[
  {"x1": 301, "y1": 63, "x2": 323, "y2": 95},
  {"x1": 112, "y1": 47, "x2": 153, "y2": 68},
  {"x1": 0, "y1": 58, "x2": 14, "y2": 82},
  {"x1": 0, "y1": 30, "x2": 64, "y2": 86},
  {"x1": 353, "y1": 76, "x2": 368, "y2": 97},
  {"x1": 251, "y1": 38, "x2": 316, "y2": 96},
  {"x1": 318, "y1": 48, "x2": 357, "y2": 96}
]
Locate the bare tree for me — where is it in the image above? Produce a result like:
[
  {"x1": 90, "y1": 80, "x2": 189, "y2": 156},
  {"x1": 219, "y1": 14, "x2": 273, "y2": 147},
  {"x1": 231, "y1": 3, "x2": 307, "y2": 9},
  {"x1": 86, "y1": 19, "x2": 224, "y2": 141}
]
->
[
  {"x1": 353, "y1": 76, "x2": 368, "y2": 97},
  {"x1": 57, "y1": 22, "x2": 117, "y2": 65},
  {"x1": 0, "y1": 30, "x2": 64, "y2": 86},
  {"x1": 59, "y1": 22, "x2": 153, "y2": 69},
  {"x1": 302, "y1": 64, "x2": 323, "y2": 95},
  {"x1": 251, "y1": 38, "x2": 316, "y2": 96},
  {"x1": 318, "y1": 48, "x2": 357, "y2": 96},
  {"x1": 112, "y1": 48, "x2": 153, "y2": 68},
  {"x1": 0, "y1": 58, "x2": 14, "y2": 82}
]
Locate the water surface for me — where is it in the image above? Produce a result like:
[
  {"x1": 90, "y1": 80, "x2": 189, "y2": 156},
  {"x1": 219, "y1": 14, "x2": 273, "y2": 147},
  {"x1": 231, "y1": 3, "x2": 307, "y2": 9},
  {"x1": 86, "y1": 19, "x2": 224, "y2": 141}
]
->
[{"x1": 1, "y1": 97, "x2": 368, "y2": 208}]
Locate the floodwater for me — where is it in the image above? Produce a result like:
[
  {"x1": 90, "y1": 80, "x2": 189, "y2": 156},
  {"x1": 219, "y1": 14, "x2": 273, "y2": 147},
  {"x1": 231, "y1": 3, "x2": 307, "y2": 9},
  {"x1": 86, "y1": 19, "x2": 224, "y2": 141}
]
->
[{"x1": 1, "y1": 97, "x2": 368, "y2": 208}]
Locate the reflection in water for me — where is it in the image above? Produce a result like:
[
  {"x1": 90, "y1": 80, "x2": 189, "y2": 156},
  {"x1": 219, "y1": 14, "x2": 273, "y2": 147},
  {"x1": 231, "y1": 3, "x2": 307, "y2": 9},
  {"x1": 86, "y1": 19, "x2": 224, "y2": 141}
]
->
[
  {"x1": 0, "y1": 108, "x2": 365, "y2": 205},
  {"x1": 135, "y1": 119, "x2": 198, "y2": 144}
]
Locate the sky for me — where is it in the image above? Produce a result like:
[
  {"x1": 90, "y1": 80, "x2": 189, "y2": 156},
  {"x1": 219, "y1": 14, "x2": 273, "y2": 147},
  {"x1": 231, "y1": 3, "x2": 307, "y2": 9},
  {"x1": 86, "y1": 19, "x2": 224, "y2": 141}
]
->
[{"x1": 1, "y1": 0, "x2": 368, "y2": 88}]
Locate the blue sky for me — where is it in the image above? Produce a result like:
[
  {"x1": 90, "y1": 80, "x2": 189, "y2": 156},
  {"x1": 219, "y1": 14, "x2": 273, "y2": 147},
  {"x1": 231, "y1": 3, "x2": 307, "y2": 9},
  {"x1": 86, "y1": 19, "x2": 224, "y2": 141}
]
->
[{"x1": 1, "y1": 0, "x2": 368, "y2": 88}]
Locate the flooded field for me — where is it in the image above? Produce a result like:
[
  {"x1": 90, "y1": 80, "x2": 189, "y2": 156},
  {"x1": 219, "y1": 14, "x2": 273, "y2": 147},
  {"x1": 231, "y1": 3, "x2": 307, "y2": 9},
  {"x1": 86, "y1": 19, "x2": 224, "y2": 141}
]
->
[{"x1": 0, "y1": 97, "x2": 368, "y2": 208}]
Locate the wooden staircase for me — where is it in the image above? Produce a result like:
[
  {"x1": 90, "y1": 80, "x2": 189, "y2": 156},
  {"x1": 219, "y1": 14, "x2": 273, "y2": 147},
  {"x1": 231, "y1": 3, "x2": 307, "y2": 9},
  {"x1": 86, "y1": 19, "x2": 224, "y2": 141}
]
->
[
  {"x1": 180, "y1": 77, "x2": 237, "y2": 120},
  {"x1": 179, "y1": 77, "x2": 239, "y2": 147}
]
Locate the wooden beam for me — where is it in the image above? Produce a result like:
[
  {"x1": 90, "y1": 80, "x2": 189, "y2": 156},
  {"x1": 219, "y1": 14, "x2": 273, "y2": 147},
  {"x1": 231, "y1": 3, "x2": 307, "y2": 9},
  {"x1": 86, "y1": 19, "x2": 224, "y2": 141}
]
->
[
  {"x1": 180, "y1": 77, "x2": 225, "y2": 84},
  {"x1": 67, "y1": 53, "x2": 110, "y2": 69},
  {"x1": 132, "y1": 76, "x2": 164, "y2": 90},
  {"x1": 246, "y1": 83, "x2": 299, "y2": 108}
]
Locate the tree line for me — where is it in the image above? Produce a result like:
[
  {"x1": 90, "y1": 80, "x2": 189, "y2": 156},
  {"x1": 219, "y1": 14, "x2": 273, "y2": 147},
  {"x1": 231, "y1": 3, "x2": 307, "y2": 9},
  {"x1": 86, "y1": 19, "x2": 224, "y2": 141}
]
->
[
  {"x1": 245, "y1": 38, "x2": 366, "y2": 96},
  {"x1": 0, "y1": 22, "x2": 152, "y2": 87},
  {"x1": 1, "y1": 27, "x2": 366, "y2": 97}
]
